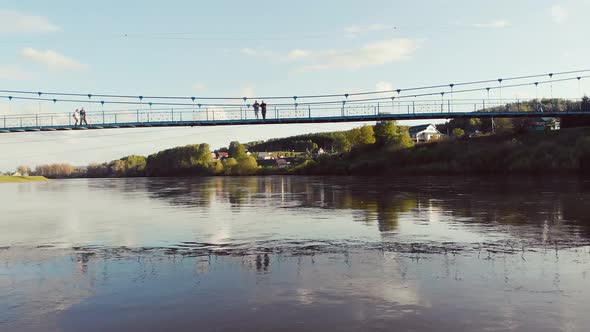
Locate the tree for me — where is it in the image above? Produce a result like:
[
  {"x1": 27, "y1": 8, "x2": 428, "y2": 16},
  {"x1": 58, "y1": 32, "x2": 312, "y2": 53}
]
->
[
  {"x1": 111, "y1": 159, "x2": 126, "y2": 176},
  {"x1": 582, "y1": 96, "x2": 590, "y2": 112},
  {"x1": 346, "y1": 128, "x2": 361, "y2": 148},
  {"x1": 145, "y1": 144, "x2": 212, "y2": 176},
  {"x1": 234, "y1": 156, "x2": 258, "y2": 175},
  {"x1": 34, "y1": 163, "x2": 74, "y2": 178},
  {"x1": 374, "y1": 121, "x2": 397, "y2": 145},
  {"x1": 222, "y1": 158, "x2": 238, "y2": 175},
  {"x1": 228, "y1": 141, "x2": 246, "y2": 159},
  {"x1": 452, "y1": 128, "x2": 465, "y2": 137},
  {"x1": 374, "y1": 121, "x2": 413, "y2": 149},
  {"x1": 493, "y1": 118, "x2": 514, "y2": 134},
  {"x1": 121, "y1": 155, "x2": 146, "y2": 176},
  {"x1": 468, "y1": 118, "x2": 482, "y2": 132},
  {"x1": 358, "y1": 125, "x2": 376, "y2": 145},
  {"x1": 16, "y1": 165, "x2": 31, "y2": 176},
  {"x1": 332, "y1": 132, "x2": 351, "y2": 152},
  {"x1": 87, "y1": 163, "x2": 111, "y2": 178}
]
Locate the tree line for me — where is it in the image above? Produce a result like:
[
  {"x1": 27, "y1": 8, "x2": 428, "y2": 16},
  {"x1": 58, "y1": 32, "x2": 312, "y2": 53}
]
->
[
  {"x1": 14, "y1": 121, "x2": 414, "y2": 178},
  {"x1": 437, "y1": 97, "x2": 590, "y2": 135}
]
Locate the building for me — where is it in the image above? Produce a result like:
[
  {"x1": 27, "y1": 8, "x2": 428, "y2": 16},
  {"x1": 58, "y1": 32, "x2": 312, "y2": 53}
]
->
[
  {"x1": 409, "y1": 124, "x2": 444, "y2": 142},
  {"x1": 275, "y1": 159, "x2": 290, "y2": 169},
  {"x1": 212, "y1": 151, "x2": 229, "y2": 160},
  {"x1": 312, "y1": 148, "x2": 326, "y2": 158},
  {"x1": 256, "y1": 152, "x2": 275, "y2": 160},
  {"x1": 530, "y1": 117, "x2": 560, "y2": 131}
]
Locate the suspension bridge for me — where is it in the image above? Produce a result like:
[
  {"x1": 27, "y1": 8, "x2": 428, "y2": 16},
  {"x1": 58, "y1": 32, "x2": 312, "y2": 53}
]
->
[{"x1": 1, "y1": 70, "x2": 588, "y2": 134}]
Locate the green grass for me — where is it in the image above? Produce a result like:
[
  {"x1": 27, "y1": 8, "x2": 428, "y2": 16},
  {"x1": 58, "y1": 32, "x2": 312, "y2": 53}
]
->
[{"x1": 0, "y1": 176, "x2": 48, "y2": 183}]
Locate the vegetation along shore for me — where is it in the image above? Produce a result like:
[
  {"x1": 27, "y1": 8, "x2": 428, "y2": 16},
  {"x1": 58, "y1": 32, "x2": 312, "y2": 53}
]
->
[{"x1": 7, "y1": 98, "x2": 590, "y2": 178}]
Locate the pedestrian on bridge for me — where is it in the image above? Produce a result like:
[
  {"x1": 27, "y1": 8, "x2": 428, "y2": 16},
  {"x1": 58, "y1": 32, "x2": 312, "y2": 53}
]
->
[
  {"x1": 261, "y1": 101, "x2": 267, "y2": 120},
  {"x1": 80, "y1": 108, "x2": 88, "y2": 125},
  {"x1": 253, "y1": 100, "x2": 260, "y2": 119},
  {"x1": 73, "y1": 109, "x2": 80, "y2": 126}
]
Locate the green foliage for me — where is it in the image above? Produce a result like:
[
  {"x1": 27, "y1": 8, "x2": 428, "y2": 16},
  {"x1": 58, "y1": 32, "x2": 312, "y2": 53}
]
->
[
  {"x1": 234, "y1": 156, "x2": 258, "y2": 175},
  {"x1": 229, "y1": 141, "x2": 246, "y2": 159},
  {"x1": 121, "y1": 155, "x2": 146, "y2": 176},
  {"x1": 359, "y1": 125, "x2": 376, "y2": 145},
  {"x1": 146, "y1": 143, "x2": 212, "y2": 176},
  {"x1": 468, "y1": 118, "x2": 481, "y2": 131},
  {"x1": 221, "y1": 156, "x2": 258, "y2": 175},
  {"x1": 374, "y1": 121, "x2": 397, "y2": 145},
  {"x1": 222, "y1": 158, "x2": 238, "y2": 175},
  {"x1": 209, "y1": 160, "x2": 224, "y2": 174},
  {"x1": 0, "y1": 175, "x2": 47, "y2": 183},
  {"x1": 452, "y1": 128, "x2": 465, "y2": 137},
  {"x1": 494, "y1": 118, "x2": 514, "y2": 134},
  {"x1": 247, "y1": 124, "x2": 375, "y2": 153},
  {"x1": 333, "y1": 132, "x2": 351, "y2": 152},
  {"x1": 374, "y1": 121, "x2": 414, "y2": 149}
]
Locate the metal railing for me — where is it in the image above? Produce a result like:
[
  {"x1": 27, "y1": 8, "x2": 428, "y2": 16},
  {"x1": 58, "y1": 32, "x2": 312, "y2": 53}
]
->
[{"x1": 0, "y1": 98, "x2": 587, "y2": 132}]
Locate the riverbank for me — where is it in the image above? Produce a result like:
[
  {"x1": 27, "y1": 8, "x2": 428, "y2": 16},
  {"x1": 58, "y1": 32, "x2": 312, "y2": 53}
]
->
[
  {"x1": 21, "y1": 125, "x2": 590, "y2": 178},
  {"x1": 0, "y1": 176, "x2": 48, "y2": 183},
  {"x1": 294, "y1": 127, "x2": 590, "y2": 175}
]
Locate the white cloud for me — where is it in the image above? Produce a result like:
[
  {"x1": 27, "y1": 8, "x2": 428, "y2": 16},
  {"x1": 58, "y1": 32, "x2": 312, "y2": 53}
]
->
[
  {"x1": 241, "y1": 47, "x2": 311, "y2": 62},
  {"x1": 344, "y1": 24, "x2": 396, "y2": 36},
  {"x1": 286, "y1": 49, "x2": 312, "y2": 61},
  {"x1": 192, "y1": 83, "x2": 207, "y2": 91},
  {"x1": 376, "y1": 81, "x2": 394, "y2": 92},
  {"x1": 550, "y1": 4, "x2": 568, "y2": 23},
  {"x1": 240, "y1": 47, "x2": 257, "y2": 56},
  {"x1": 0, "y1": 10, "x2": 60, "y2": 34},
  {"x1": 240, "y1": 38, "x2": 418, "y2": 71},
  {"x1": 301, "y1": 38, "x2": 418, "y2": 71},
  {"x1": 239, "y1": 86, "x2": 255, "y2": 99},
  {"x1": 473, "y1": 20, "x2": 511, "y2": 28},
  {"x1": 20, "y1": 48, "x2": 88, "y2": 71},
  {"x1": 0, "y1": 65, "x2": 31, "y2": 81}
]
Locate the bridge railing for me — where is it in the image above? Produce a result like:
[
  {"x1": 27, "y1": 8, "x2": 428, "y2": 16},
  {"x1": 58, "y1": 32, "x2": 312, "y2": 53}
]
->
[{"x1": 0, "y1": 98, "x2": 587, "y2": 131}]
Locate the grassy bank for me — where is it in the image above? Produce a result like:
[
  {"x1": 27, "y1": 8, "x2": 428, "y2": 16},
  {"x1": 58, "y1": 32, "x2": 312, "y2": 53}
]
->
[
  {"x1": 0, "y1": 176, "x2": 48, "y2": 183},
  {"x1": 296, "y1": 127, "x2": 590, "y2": 175}
]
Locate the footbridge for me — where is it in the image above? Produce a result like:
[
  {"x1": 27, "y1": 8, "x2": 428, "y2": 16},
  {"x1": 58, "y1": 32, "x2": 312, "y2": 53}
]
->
[
  {"x1": 1, "y1": 69, "x2": 588, "y2": 133},
  {"x1": 0, "y1": 100, "x2": 588, "y2": 134}
]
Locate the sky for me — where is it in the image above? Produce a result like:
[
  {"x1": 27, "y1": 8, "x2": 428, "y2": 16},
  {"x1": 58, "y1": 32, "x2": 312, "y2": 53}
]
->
[{"x1": 1, "y1": 0, "x2": 589, "y2": 171}]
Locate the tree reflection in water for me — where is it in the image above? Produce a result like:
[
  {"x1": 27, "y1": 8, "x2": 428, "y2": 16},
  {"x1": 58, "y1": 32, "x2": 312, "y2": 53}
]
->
[{"x1": 142, "y1": 176, "x2": 590, "y2": 244}]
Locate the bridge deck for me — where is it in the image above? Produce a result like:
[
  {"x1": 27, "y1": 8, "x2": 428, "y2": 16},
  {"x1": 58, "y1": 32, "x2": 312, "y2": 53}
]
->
[{"x1": 0, "y1": 108, "x2": 588, "y2": 134}]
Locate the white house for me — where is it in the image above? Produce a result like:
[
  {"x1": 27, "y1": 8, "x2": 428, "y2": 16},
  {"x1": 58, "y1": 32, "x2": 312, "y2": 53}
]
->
[
  {"x1": 409, "y1": 124, "x2": 443, "y2": 142},
  {"x1": 256, "y1": 152, "x2": 275, "y2": 160}
]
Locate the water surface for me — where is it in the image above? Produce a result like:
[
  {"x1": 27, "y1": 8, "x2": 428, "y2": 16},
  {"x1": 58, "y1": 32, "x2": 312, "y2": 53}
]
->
[{"x1": 1, "y1": 176, "x2": 590, "y2": 331}]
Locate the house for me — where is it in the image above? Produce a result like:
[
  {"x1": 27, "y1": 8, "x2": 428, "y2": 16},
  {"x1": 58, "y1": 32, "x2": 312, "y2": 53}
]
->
[
  {"x1": 312, "y1": 148, "x2": 326, "y2": 158},
  {"x1": 409, "y1": 124, "x2": 444, "y2": 142},
  {"x1": 275, "y1": 159, "x2": 290, "y2": 169},
  {"x1": 530, "y1": 117, "x2": 560, "y2": 131},
  {"x1": 212, "y1": 151, "x2": 229, "y2": 160},
  {"x1": 256, "y1": 152, "x2": 275, "y2": 160}
]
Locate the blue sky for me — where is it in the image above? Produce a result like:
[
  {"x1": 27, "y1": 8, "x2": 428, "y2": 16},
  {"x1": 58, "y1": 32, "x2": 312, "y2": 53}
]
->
[{"x1": 1, "y1": 0, "x2": 589, "y2": 170}]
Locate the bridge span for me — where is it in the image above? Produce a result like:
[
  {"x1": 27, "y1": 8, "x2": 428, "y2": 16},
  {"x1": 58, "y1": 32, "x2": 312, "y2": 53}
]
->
[{"x1": 0, "y1": 100, "x2": 588, "y2": 134}]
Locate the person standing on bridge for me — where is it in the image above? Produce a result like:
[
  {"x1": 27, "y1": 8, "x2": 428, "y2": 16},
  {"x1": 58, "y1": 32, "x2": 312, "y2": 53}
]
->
[
  {"x1": 73, "y1": 109, "x2": 80, "y2": 126},
  {"x1": 261, "y1": 101, "x2": 267, "y2": 120},
  {"x1": 80, "y1": 108, "x2": 88, "y2": 125},
  {"x1": 253, "y1": 100, "x2": 260, "y2": 119}
]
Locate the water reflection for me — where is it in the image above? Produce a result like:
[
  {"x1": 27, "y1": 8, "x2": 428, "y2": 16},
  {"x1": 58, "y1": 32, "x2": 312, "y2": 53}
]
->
[
  {"x1": 3, "y1": 176, "x2": 590, "y2": 331},
  {"x1": 2, "y1": 249, "x2": 589, "y2": 331},
  {"x1": 142, "y1": 176, "x2": 590, "y2": 246}
]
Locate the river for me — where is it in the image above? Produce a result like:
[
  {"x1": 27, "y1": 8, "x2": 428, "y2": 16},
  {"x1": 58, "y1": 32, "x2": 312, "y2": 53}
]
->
[{"x1": 1, "y1": 176, "x2": 590, "y2": 331}]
